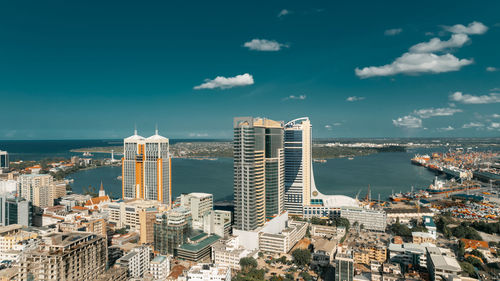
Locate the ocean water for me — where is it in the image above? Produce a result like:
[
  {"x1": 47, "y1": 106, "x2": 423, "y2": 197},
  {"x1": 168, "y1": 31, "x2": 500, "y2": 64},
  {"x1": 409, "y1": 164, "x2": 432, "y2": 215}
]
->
[{"x1": 1, "y1": 140, "x2": 494, "y2": 201}]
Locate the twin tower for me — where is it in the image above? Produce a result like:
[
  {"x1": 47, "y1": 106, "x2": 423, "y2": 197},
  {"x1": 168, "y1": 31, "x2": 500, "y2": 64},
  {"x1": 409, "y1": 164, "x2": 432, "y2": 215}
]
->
[{"x1": 233, "y1": 117, "x2": 313, "y2": 231}]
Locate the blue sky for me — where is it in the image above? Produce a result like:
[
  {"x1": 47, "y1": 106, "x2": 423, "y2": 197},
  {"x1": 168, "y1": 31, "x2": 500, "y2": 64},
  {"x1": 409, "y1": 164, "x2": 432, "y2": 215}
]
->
[{"x1": 0, "y1": 0, "x2": 499, "y2": 139}]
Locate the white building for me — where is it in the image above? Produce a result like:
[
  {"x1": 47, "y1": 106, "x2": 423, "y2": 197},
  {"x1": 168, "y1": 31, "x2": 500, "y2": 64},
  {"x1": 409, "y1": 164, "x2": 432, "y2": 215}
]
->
[
  {"x1": 116, "y1": 245, "x2": 151, "y2": 278},
  {"x1": 180, "y1": 192, "x2": 213, "y2": 228},
  {"x1": 426, "y1": 246, "x2": 461, "y2": 281},
  {"x1": 149, "y1": 255, "x2": 170, "y2": 280},
  {"x1": 18, "y1": 174, "x2": 55, "y2": 207},
  {"x1": 0, "y1": 180, "x2": 17, "y2": 194},
  {"x1": 388, "y1": 243, "x2": 428, "y2": 268},
  {"x1": 340, "y1": 207, "x2": 387, "y2": 232},
  {"x1": 211, "y1": 236, "x2": 257, "y2": 270},
  {"x1": 186, "y1": 264, "x2": 231, "y2": 281},
  {"x1": 203, "y1": 210, "x2": 231, "y2": 237},
  {"x1": 103, "y1": 198, "x2": 163, "y2": 231}
]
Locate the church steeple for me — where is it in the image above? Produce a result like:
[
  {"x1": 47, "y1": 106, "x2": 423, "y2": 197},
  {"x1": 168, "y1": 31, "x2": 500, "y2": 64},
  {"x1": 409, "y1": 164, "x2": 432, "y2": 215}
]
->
[{"x1": 99, "y1": 181, "x2": 106, "y2": 197}]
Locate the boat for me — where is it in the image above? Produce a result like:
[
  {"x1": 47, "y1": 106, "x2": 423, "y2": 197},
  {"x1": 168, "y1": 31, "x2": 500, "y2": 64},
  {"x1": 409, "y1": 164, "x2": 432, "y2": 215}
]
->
[
  {"x1": 411, "y1": 154, "x2": 430, "y2": 166},
  {"x1": 117, "y1": 176, "x2": 122, "y2": 181},
  {"x1": 426, "y1": 177, "x2": 480, "y2": 195},
  {"x1": 83, "y1": 152, "x2": 93, "y2": 157},
  {"x1": 389, "y1": 192, "x2": 409, "y2": 202},
  {"x1": 348, "y1": 157, "x2": 354, "y2": 160},
  {"x1": 313, "y1": 159, "x2": 327, "y2": 163}
]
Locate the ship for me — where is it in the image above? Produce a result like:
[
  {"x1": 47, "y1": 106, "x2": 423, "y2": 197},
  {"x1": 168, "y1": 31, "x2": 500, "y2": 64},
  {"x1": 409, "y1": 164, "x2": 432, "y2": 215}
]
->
[
  {"x1": 313, "y1": 159, "x2": 327, "y2": 163},
  {"x1": 411, "y1": 154, "x2": 430, "y2": 166},
  {"x1": 426, "y1": 177, "x2": 480, "y2": 195},
  {"x1": 82, "y1": 151, "x2": 93, "y2": 157},
  {"x1": 389, "y1": 192, "x2": 410, "y2": 202}
]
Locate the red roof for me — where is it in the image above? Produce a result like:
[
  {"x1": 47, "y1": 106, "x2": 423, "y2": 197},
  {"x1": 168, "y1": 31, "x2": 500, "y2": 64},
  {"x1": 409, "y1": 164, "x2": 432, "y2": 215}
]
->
[
  {"x1": 85, "y1": 196, "x2": 110, "y2": 206},
  {"x1": 461, "y1": 238, "x2": 489, "y2": 249}
]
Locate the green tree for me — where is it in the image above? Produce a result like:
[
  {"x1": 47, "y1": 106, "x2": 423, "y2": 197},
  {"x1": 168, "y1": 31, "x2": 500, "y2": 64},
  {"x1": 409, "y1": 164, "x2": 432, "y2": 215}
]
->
[
  {"x1": 390, "y1": 223, "x2": 412, "y2": 237},
  {"x1": 465, "y1": 256, "x2": 482, "y2": 267},
  {"x1": 239, "y1": 257, "x2": 258, "y2": 273},
  {"x1": 458, "y1": 240, "x2": 465, "y2": 258},
  {"x1": 292, "y1": 249, "x2": 311, "y2": 266},
  {"x1": 258, "y1": 252, "x2": 263, "y2": 258},
  {"x1": 459, "y1": 262, "x2": 477, "y2": 278},
  {"x1": 299, "y1": 271, "x2": 313, "y2": 281},
  {"x1": 470, "y1": 249, "x2": 485, "y2": 261}
]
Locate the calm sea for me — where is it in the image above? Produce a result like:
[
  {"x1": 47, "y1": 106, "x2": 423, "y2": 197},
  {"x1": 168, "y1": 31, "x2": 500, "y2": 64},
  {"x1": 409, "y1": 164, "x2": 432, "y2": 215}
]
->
[{"x1": 0, "y1": 140, "x2": 493, "y2": 201}]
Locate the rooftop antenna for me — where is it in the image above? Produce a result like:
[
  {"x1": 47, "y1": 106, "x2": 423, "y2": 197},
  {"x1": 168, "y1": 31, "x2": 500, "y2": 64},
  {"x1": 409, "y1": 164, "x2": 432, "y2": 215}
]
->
[
  {"x1": 155, "y1": 123, "x2": 159, "y2": 135},
  {"x1": 134, "y1": 123, "x2": 138, "y2": 135}
]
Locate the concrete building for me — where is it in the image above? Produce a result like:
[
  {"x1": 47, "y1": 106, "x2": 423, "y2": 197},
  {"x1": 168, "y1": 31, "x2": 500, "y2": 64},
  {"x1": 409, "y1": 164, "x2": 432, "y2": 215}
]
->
[
  {"x1": 426, "y1": 246, "x2": 461, "y2": 281},
  {"x1": 353, "y1": 244, "x2": 387, "y2": 265},
  {"x1": 103, "y1": 199, "x2": 162, "y2": 231},
  {"x1": 18, "y1": 232, "x2": 107, "y2": 280},
  {"x1": 18, "y1": 174, "x2": 55, "y2": 208},
  {"x1": 385, "y1": 208, "x2": 434, "y2": 224},
  {"x1": 186, "y1": 264, "x2": 231, "y2": 281},
  {"x1": 139, "y1": 207, "x2": 158, "y2": 245},
  {"x1": 211, "y1": 236, "x2": 258, "y2": 270},
  {"x1": 0, "y1": 151, "x2": 8, "y2": 172},
  {"x1": 0, "y1": 180, "x2": 16, "y2": 194},
  {"x1": 153, "y1": 207, "x2": 192, "y2": 255},
  {"x1": 232, "y1": 211, "x2": 307, "y2": 254},
  {"x1": 96, "y1": 267, "x2": 128, "y2": 281},
  {"x1": 180, "y1": 192, "x2": 213, "y2": 228},
  {"x1": 203, "y1": 210, "x2": 231, "y2": 238},
  {"x1": 0, "y1": 194, "x2": 32, "y2": 226},
  {"x1": 388, "y1": 243, "x2": 428, "y2": 268},
  {"x1": 116, "y1": 245, "x2": 151, "y2": 278},
  {"x1": 0, "y1": 225, "x2": 38, "y2": 253},
  {"x1": 233, "y1": 117, "x2": 284, "y2": 231},
  {"x1": 412, "y1": 232, "x2": 436, "y2": 245},
  {"x1": 122, "y1": 129, "x2": 171, "y2": 205},
  {"x1": 423, "y1": 215, "x2": 437, "y2": 239},
  {"x1": 340, "y1": 207, "x2": 387, "y2": 232},
  {"x1": 176, "y1": 232, "x2": 220, "y2": 262},
  {"x1": 149, "y1": 255, "x2": 170, "y2": 280},
  {"x1": 335, "y1": 252, "x2": 354, "y2": 281}
]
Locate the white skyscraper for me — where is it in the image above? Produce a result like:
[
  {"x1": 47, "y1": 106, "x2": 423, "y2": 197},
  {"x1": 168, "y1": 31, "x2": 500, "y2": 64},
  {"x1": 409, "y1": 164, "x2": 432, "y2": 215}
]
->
[{"x1": 122, "y1": 129, "x2": 171, "y2": 206}]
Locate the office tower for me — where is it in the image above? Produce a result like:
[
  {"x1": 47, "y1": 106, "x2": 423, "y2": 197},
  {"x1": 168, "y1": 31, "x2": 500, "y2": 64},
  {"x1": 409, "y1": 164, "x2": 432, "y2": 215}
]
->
[
  {"x1": 233, "y1": 117, "x2": 284, "y2": 231},
  {"x1": 153, "y1": 207, "x2": 192, "y2": 255},
  {"x1": 18, "y1": 233, "x2": 107, "y2": 280},
  {"x1": 335, "y1": 253, "x2": 354, "y2": 281},
  {"x1": 122, "y1": 129, "x2": 171, "y2": 206},
  {"x1": 283, "y1": 118, "x2": 313, "y2": 215},
  {"x1": 18, "y1": 174, "x2": 55, "y2": 208},
  {"x1": 179, "y1": 192, "x2": 213, "y2": 228},
  {"x1": 0, "y1": 150, "x2": 8, "y2": 171},
  {"x1": 0, "y1": 194, "x2": 32, "y2": 226}
]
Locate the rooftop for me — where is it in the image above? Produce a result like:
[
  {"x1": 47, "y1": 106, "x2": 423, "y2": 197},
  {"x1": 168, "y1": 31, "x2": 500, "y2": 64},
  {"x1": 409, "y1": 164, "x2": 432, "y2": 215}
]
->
[{"x1": 178, "y1": 234, "x2": 220, "y2": 252}]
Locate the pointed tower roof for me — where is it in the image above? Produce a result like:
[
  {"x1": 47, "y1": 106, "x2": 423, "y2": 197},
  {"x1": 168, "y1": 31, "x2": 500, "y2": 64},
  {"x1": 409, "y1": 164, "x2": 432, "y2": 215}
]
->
[{"x1": 124, "y1": 128, "x2": 145, "y2": 142}]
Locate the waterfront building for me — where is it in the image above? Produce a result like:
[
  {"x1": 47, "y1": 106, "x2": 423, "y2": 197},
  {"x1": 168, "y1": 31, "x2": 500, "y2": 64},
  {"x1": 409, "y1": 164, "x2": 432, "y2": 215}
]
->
[
  {"x1": 211, "y1": 236, "x2": 258, "y2": 270},
  {"x1": 340, "y1": 207, "x2": 387, "y2": 232},
  {"x1": 176, "y1": 232, "x2": 220, "y2": 262},
  {"x1": 232, "y1": 211, "x2": 307, "y2": 254},
  {"x1": 385, "y1": 208, "x2": 434, "y2": 224},
  {"x1": 180, "y1": 192, "x2": 213, "y2": 228},
  {"x1": 149, "y1": 255, "x2": 170, "y2": 280},
  {"x1": 103, "y1": 198, "x2": 162, "y2": 231},
  {"x1": 0, "y1": 151, "x2": 8, "y2": 172},
  {"x1": 116, "y1": 245, "x2": 151, "y2": 278},
  {"x1": 335, "y1": 252, "x2": 354, "y2": 281},
  {"x1": 186, "y1": 264, "x2": 231, "y2": 281},
  {"x1": 203, "y1": 210, "x2": 231, "y2": 238},
  {"x1": 233, "y1": 117, "x2": 284, "y2": 231},
  {"x1": 84, "y1": 182, "x2": 111, "y2": 210},
  {"x1": 153, "y1": 206, "x2": 192, "y2": 255},
  {"x1": 122, "y1": 129, "x2": 171, "y2": 205},
  {"x1": 18, "y1": 232, "x2": 107, "y2": 280},
  {"x1": 18, "y1": 174, "x2": 55, "y2": 208},
  {"x1": 0, "y1": 194, "x2": 32, "y2": 226}
]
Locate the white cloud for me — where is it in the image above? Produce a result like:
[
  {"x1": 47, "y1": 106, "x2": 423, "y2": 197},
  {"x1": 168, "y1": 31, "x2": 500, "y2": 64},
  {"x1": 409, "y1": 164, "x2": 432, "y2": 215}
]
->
[
  {"x1": 444, "y1": 21, "x2": 488, "y2": 35},
  {"x1": 283, "y1": 94, "x2": 306, "y2": 101},
  {"x1": 392, "y1": 115, "x2": 422, "y2": 128},
  {"x1": 488, "y1": 122, "x2": 500, "y2": 130},
  {"x1": 409, "y1": 34, "x2": 469, "y2": 53},
  {"x1": 243, "y1": 39, "x2": 288, "y2": 51},
  {"x1": 278, "y1": 9, "x2": 290, "y2": 18},
  {"x1": 346, "y1": 96, "x2": 365, "y2": 102},
  {"x1": 188, "y1": 132, "x2": 209, "y2": 137},
  {"x1": 194, "y1": 73, "x2": 254, "y2": 90},
  {"x1": 492, "y1": 114, "x2": 500, "y2": 118},
  {"x1": 324, "y1": 125, "x2": 332, "y2": 130},
  {"x1": 486, "y1": 66, "x2": 498, "y2": 72},
  {"x1": 413, "y1": 107, "x2": 462, "y2": 118},
  {"x1": 462, "y1": 122, "x2": 484, "y2": 128},
  {"x1": 450, "y1": 91, "x2": 500, "y2": 104},
  {"x1": 384, "y1": 28, "x2": 403, "y2": 36},
  {"x1": 437, "y1": 126, "x2": 454, "y2": 131},
  {"x1": 355, "y1": 52, "x2": 472, "y2": 78},
  {"x1": 325, "y1": 123, "x2": 341, "y2": 130}
]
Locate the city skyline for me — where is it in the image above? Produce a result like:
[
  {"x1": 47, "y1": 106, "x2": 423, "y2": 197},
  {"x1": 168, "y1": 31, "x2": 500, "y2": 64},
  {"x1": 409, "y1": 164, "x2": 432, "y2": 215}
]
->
[{"x1": 0, "y1": 0, "x2": 499, "y2": 139}]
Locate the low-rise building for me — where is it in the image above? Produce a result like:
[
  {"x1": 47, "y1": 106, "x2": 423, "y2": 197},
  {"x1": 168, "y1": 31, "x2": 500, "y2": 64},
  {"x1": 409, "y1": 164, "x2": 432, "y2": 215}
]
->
[
  {"x1": 211, "y1": 236, "x2": 258, "y2": 270},
  {"x1": 116, "y1": 245, "x2": 151, "y2": 278},
  {"x1": 104, "y1": 199, "x2": 163, "y2": 231},
  {"x1": 179, "y1": 193, "x2": 213, "y2": 229},
  {"x1": 149, "y1": 255, "x2": 170, "y2": 280},
  {"x1": 412, "y1": 231, "x2": 436, "y2": 245},
  {"x1": 385, "y1": 208, "x2": 434, "y2": 224},
  {"x1": 186, "y1": 263, "x2": 231, "y2": 281},
  {"x1": 353, "y1": 243, "x2": 387, "y2": 265},
  {"x1": 388, "y1": 242, "x2": 427, "y2": 268},
  {"x1": 203, "y1": 210, "x2": 231, "y2": 238},
  {"x1": 335, "y1": 252, "x2": 354, "y2": 281},
  {"x1": 340, "y1": 207, "x2": 387, "y2": 232},
  {"x1": 176, "y1": 232, "x2": 220, "y2": 262},
  {"x1": 426, "y1": 246, "x2": 461, "y2": 281}
]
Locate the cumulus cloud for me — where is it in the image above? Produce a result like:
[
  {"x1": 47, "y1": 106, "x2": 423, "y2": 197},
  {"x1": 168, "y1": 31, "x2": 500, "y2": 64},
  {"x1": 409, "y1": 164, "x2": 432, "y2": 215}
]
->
[
  {"x1": 409, "y1": 34, "x2": 469, "y2": 53},
  {"x1": 413, "y1": 107, "x2": 462, "y2": 118},
  {"x1": 194, "y1": 73, "x2": 254, "y2": 90},
  {"x1": 355, "y1": 52, "x2": 472, "y2": 78},
  {"x1": 188, "y1": 132, "x2": 209, "y2": 137},
  {"x1": 325, "y1": 123, "x2": 341, "y2": 130},
  {"x1": 462, "y1": 122, "x2": 484, "y2": 128},
  {"x1": 385, "y1": 28, "x2": 403, "y2": 36},
  {"x1": 392, "y1": 115, "x2": 422, "y2": 128},
  {"x1": 346, "y1": 96, "x2": 365, "y2": 102},
  {"x1": 486, "y1": 66, "x2": 498, "y2": 72},
  {"x1": 492, "y1": 114, "x2": 500, "y2": 118},
  {"x1": 283, "y1": 94, "x2": 306, "y2": 101},
  {"x1": 450, "y1": 91, "x2": 500, "y2": 104},
  {"x1": 243, "y1": 39, "x2": 288, "y2": 51},
  {"x1": 487, "y1": 122, "x2": 500, "y2": 130},
  {"x1": 278, "y1": 9, "x2": 290, "y2": 18},
  {"x1": 444, "y1": 21, "x2": 488, "y2": 35},
  {"x1": 437, "y1": 126, "x2": 455, "y2": 131}
]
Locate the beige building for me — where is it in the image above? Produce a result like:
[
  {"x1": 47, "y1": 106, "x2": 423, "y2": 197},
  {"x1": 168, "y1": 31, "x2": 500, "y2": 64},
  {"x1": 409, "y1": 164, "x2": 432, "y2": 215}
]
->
[
  {"x1": 179, "y1": 192, "x2": 213, "y2": 228},
  {"x1": 18, "y1": 174, "x2": 56, "y2": 208},
  {"x1": 103, "y1": 199, "x2": 163, "y2": 231},
  {"x1": 0, "y1": 225, "x2": 38, "y2": 252},
  {"x1": 18, "y1": 232, "x2": 107, "y2": 281},
  {"x1": 138, "y1": 207, "x2": 158, "y2": 245},
  {"x1": 412, "y1": 231, "x2": 436, "y2": 245},
  {"x1": 353, "y1": 244, "x2": 387, "y2": 265}
]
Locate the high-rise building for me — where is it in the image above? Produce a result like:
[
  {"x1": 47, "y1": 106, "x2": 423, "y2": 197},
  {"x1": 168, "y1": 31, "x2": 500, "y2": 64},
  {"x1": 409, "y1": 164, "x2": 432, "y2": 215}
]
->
[
  {"x1": 122, "y1": 129, "x2": 171, "y2": 206},
  {"x1": 18, "y1": 174, "x2": 55, "y2": 208},
  {"x1": 18, "y1": 232, "x2": 107, "y2": 280},
  {"x1": 179, "y1": 192, "x2": 213, "y2": 228},
  {"x1": 335, "y1": 252, "x2": 354, "y2": 281},
  {"x1": 153, "y1": 207, "x2": 192, "y2": 255},
  {"x1": 0, "y1": 194, "x2": 32, "y2": 226},
  {"x1": 284, "y1": 117, "x2": 312, "y2": 215},
  {"x1": 233, "y1": 117, "x2": 284, "y2": 231},
  {"x1": 0, "y1": 150, "x2": 8, "y2": 172}
]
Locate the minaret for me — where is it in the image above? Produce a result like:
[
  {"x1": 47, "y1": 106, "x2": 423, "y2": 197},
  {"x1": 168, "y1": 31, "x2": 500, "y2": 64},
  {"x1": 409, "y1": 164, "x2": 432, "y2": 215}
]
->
[{"x1": 99, "y1": 181, "x2": 106, "y2": 197}]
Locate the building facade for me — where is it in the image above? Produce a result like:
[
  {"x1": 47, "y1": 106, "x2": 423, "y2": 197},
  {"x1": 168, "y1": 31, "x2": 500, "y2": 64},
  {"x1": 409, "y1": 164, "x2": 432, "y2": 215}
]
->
[
  {"x1": 153, "y1": 207, "x2": 192, "y2": 255},
  {"x1": 233, "y1": 117, "x2": 284, "y2": 231},
  {"x1": 0, "y1": 194, "x2": 32, "y2": 227},
  {"x1": 335, "y1": 253, "x2": 354, "y2": 281},
  {"x1": 0, "y1": 151, "x2": 8, "y2": 172},
  {"x1": 340, "y1": 207, "x2": 387, "y2": 232},
  {"x1": 180, "y1": 193, "x2": 213, "y2": 228},
  {"x1": 18, "y1": 174, "x2": 55, "y2": 208},
  {"x1": 116, "y1": 245, "x2": 151, "y2": 278},
  {"x1": 122, "y1": 129, "x2": 171, "y2": 205},
  {"x1": 149, "y1": 255, "x2": 170, "y2": 280},
  {"x1": 186, "y1": 264, "x2": 231, "y2": 281}
]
